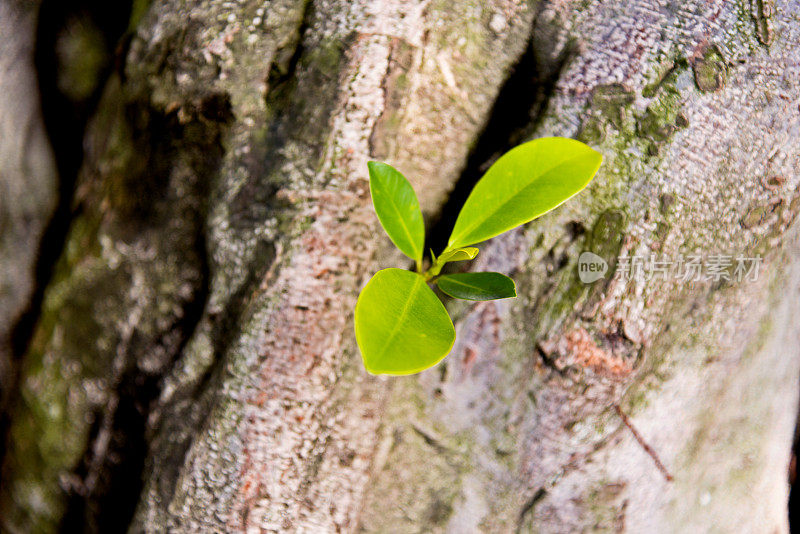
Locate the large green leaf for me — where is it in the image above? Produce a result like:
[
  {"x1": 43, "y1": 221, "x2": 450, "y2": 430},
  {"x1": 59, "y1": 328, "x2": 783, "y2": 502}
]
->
[
  {"x1": 436, "y1": 272, "x2": 516, "y2": 301},
  {"x1": 447, "y1": 137, "x2": 602, "y2": 250},
  {"x1": 355, "y1": 268, "x2": 455, "y2": 375},
  {"x1": 368, "y1": 161, "x2": 425, "y2": 264}
]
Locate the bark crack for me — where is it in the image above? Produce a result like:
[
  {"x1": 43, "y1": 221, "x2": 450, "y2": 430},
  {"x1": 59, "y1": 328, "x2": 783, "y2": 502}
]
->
[
  {"x1": 424, "y1": 23, "x2": 575, "y2": 257},
  {"x1": 265, "y1": 0, "x2": 314, "y2": 95}
]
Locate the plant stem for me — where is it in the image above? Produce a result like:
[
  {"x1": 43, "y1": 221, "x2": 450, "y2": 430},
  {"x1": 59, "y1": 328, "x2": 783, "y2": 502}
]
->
[{"x1": 422, "y1": 254, "x2": 448, "y2": 282}]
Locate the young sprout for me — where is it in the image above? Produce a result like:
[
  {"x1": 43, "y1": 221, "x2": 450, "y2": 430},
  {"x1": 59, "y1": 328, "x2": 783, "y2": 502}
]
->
[{"x1": 355, "y1": 137, "x2": 602, "y2": 375}]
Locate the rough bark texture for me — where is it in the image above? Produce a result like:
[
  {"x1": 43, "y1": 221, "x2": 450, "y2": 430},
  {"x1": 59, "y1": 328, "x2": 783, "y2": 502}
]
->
[
  {"x1": 1, "y1": 0, "x2": 799, "y2": 532},
  {"x1": 0, "y1": 0, "x2": 57, "y2": 438}
]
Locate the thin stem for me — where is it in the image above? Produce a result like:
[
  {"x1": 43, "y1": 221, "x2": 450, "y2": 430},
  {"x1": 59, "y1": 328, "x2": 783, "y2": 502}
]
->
[
  {"x1": 423, "y1": 243, "x2": 474, "y2": 281},
  {"x1": 422, "y1": 251, "x2": 449, "y2": 281}
]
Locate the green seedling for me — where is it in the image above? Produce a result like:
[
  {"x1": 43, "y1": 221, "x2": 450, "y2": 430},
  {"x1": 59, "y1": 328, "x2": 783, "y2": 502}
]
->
[{"x1": 355, "y1": 137, "x2": 602, "y2": 375}]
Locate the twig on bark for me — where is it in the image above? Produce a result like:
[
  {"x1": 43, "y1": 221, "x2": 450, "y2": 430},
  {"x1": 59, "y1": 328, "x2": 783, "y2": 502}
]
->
[{"x1": 614, "y1": 404, "x2": 674, "y2": 482}]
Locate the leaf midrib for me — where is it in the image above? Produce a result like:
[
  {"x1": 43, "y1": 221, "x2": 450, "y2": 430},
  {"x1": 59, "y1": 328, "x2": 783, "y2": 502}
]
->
[
  {"x1": 379, "y1": 177, "x2": 420, "y2": 260},
  {"x1": 440, "y1": 277, "x2": 507, "y2": 297},
  {"x1": 377, "y1": 275, "x2": 424, "y2": 360}
]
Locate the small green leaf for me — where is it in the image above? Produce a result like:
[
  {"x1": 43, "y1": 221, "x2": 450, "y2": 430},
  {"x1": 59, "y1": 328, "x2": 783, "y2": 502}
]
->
[
  {"x1": 436, "y1": 272, "x2": 516, "y2": 301},
  {"x1": 437, "y1": 247, "x2": 479, "y2": 263},
  {"x1": 447, "y1": 137, "x2": 602, "y2": 250},
  {"x1": 355, "y1": 268, "x2": 455, "y2": 375},
  {"x1": 426, "y1": 247, "x2": 480, "y2": 278},
  {"x1": 368, "y1": 161, "x2": 425, "y2": 264}
]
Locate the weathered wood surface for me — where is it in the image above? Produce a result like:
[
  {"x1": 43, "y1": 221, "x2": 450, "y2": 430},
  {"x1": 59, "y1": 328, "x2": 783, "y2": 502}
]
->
[{"x1": 1, "y1": 0, "x2": 799, "y2": 532}]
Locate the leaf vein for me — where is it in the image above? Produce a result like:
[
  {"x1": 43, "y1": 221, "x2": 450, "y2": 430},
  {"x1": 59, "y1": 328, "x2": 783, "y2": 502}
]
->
[{"x1": 380, "y1": 180, "x2": 420, "y2": 260}]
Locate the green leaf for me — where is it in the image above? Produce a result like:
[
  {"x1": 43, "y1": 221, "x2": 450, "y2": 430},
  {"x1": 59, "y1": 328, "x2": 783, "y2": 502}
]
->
[
  {"x1": 437, "y1": 247, "x2": 479, "y2": 263},
  {"x1": 447, "y1": 137, "x2": 602, "y2": 250},
  {"x1": 368, "y1": 161, "x2": 425, "y2": 264},
  {"x1": 436, "y1": 272, "x2": 516, "y2": 301},
  {"x1": 355, "y1": 268, "x2": 455, "y2": 375},
  {"x1": 426, "y1": 247, "x2": 479, "y2": 278}
]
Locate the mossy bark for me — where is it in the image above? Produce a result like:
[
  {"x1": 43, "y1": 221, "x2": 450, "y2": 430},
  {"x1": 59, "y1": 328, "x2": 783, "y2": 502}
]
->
[{"x1": 1, "y1": 0, "x2": 799, "y2": 532}]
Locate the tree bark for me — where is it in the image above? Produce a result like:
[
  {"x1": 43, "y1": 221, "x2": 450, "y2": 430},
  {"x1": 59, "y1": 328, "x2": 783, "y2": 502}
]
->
[
  {"x1": 0, "y1": 0, "x2": 57, "y2": 448},
  {"x1": 1, "y1": 0, "x2": 799, "y2": 532}
]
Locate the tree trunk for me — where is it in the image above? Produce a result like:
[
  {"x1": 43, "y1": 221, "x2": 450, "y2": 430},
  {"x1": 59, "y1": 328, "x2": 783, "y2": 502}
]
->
[
  {"x1": 1, "y1": 0, "x2": 799, "y2": 532},
  {"x1": 0, "y1": 0, "x2": 58, "y2": 455}
]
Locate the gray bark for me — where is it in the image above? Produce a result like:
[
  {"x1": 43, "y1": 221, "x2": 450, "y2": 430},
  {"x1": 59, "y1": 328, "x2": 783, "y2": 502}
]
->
[{"x1": 1, "y1": 0, "x2": 799, "y2": 532}]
